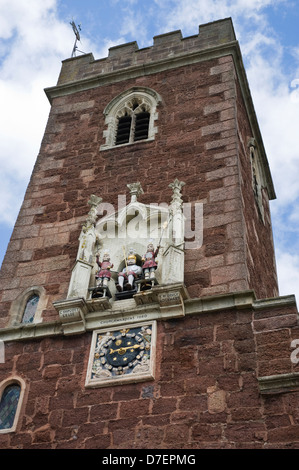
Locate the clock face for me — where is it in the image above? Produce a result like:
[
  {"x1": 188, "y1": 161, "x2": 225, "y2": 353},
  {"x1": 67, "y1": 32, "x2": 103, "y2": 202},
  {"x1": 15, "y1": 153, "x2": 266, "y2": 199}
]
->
[
  {"x1": 103, "y1": 331, "x2": 145, "y2": 370},
  {"x1": 88, "y1": 323, "x2": 155, "y2": 384}
]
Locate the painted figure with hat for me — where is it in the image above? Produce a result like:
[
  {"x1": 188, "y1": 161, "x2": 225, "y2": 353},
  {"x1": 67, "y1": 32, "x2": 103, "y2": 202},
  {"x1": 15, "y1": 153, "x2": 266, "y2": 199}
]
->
[
  {"x1": 142, "y1": 241, "x2": 160, "y2": 280},
  {"x1": 95, "y1": 250, "x2": 114, "y2": 288},
  {"x1": 116, "y1": 249, "x2": 142, "y2": 292}
]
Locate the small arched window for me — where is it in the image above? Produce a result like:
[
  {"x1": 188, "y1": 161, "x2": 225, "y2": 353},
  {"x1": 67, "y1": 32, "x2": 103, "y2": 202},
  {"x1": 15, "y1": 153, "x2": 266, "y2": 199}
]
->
[
  {"x1": 8, "y1": 286, "x2": 45, "y2": 327},
  {"x1": 101, "y1": 87, "x2": 161, "y2": 150},
  {"x1": 21, "y1": 294, "x2": 39, "y2": 324},
  {"x1": 0, "y1": 383, "x2": 21, "y2": 432}
]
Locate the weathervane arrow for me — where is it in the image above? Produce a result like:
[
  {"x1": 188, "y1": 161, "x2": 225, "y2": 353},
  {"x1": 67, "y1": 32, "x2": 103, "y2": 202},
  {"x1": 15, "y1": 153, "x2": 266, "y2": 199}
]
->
[
  {"x1": 70, "y1": 20, "x2": 81, "y2": 41},
  {"x1": 70, "y1": 20, "x2": 84, "y2": 57}
]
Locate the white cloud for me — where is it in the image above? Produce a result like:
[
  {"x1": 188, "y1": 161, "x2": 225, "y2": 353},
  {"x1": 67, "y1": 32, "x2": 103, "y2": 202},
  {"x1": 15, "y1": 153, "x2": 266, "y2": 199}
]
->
[
  {"x1": 153, "y1": 0, "x2": 288, "y2": 35},
  {"x1": 0, "y1": 1, "x2": 101, "y2": 226},
  {"x1": 0, "y1": 1, "x2": 68, "y2": 215},
  {"x1": 276, "y1": 251, "x2": 299, "y2": 300},
  {"x1": 0, "y1": 0, "x2": 127, "y2": 229}
]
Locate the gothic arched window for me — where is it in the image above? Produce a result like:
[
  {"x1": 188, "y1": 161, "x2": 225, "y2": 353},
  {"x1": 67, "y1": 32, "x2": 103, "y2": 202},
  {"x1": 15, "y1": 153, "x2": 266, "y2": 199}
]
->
[
  {"x1": 115, "y1": 102, "x2": 151, "y2": 145},
  {"x1": 21, "y1": 294, "x2": 39, "y2": 324},
  {"x1": 0, "y1": 382, "x2": 22, "y2": 432},
  {"x1": 100, "y1": 87, "x2": 161, "y2": 150}
]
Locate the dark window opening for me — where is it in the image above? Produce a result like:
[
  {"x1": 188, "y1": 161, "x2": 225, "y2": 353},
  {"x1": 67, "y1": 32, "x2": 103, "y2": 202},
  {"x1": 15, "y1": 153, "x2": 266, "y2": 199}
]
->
[
  {"x1": 115, "y1": 115, "x2": 132, "y2": 145},
  {"x1": 134, "y1": 112, "x2": 150, "y2": 141}
]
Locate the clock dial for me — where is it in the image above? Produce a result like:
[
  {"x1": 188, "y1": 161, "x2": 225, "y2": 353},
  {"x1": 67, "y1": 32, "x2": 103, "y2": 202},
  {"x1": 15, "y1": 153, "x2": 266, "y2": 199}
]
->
[
  {"x1": 87, "y1": 322, "x2": 155, "y2": 386},
  {"x1": 105, "y1": 333, "x2": 145, "y2": 368},
  {"x1": 93, "y1": 326, "x2": 152, "y2": 376}
]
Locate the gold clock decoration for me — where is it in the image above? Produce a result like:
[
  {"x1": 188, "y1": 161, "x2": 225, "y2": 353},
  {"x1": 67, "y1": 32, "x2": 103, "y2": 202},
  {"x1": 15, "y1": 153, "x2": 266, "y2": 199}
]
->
[{"x1": 85, "y1": 321, "x2": 156, "y2": 388}]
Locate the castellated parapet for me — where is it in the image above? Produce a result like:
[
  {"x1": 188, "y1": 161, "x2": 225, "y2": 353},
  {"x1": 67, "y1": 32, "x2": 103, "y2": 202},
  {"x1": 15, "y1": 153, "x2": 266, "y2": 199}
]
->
[{"x1": 52, "y1": 18, "x2": 236, "y2": 89}]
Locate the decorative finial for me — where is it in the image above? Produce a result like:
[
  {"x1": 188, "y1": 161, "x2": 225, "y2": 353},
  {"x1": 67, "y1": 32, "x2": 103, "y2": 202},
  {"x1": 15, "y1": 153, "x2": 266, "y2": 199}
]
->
[
  {"x1": 127, "y1": 182, "x2": 144, "y2": 203},
  {"x1": 84, "y1": 194, "x2": 102, "y2": 229},
  {"x1": 169, "y1": 178, "x2": 185, "y2": 207}
]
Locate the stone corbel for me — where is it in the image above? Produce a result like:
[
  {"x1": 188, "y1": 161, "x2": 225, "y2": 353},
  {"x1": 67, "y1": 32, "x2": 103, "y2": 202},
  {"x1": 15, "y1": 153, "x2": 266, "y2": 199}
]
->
[
  {"x1": 134, "y1": 282, "x2": 189, "y2": 319},
  {"x1": 86, "y1": 296, "x2": 112, "y2": 312},
  {"x1": 155, "y1": 283, "x2": 189, "y2": 319},
  {"x1": 53, "y1": 297, "x2": 89, "y2": 335}
]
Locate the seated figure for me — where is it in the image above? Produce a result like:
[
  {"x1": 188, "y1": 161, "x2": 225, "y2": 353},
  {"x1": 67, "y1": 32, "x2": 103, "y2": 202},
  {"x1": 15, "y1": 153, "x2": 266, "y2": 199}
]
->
[{"x1": 116, "y1": 251, "x2": 142, "y2": 292}]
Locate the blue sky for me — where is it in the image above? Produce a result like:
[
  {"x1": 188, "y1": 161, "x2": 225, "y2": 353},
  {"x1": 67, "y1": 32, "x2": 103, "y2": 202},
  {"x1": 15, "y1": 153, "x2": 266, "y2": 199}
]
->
[{"x1": 1, "y1": 0, "x2": 299, "y2": 302}]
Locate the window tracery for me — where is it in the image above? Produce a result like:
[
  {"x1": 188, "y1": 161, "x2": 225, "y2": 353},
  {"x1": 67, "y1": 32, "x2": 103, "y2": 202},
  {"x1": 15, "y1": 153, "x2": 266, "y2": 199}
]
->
[{"x1": 100, "y1": 87, "x2": 161, "y2": 150}]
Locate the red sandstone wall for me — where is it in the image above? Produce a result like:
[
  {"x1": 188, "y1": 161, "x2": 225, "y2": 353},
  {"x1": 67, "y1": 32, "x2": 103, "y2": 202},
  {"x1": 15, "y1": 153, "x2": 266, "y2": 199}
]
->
[
  {"x1": 235, "y1": 79, "x2": 279, "y2": 299},
  {"x1": 0, "y1": 304, "x2": 298, "y2": 449},
  {"x1": 0, "y1": 54, "x2": 266, "y2": 327}
]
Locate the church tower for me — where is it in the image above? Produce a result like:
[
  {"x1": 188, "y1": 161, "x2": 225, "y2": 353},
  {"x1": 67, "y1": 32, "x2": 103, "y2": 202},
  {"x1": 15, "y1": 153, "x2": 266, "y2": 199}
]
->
[{"x1": 1, "y1": 18, "x2": 299, "y2": 449}]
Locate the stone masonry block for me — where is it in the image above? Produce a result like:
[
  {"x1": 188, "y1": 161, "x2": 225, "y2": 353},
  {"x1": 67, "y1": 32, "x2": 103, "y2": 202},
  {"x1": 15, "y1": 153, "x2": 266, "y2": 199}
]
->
[
  {"x1": 209, "y1": 185, "x2": 239, "y2": 202},
  {"x1": 108, "y1": 41, "x2": 139, "y2": 57},
  {"x1": 204, "y1": 210, "x2": 241, "y2": 229},
  {"x1": 209, "y1": 82, "x2": 235, "y2": 96},
  {"x1": 210, "y1": 61, "x2": 234, "y2": 75},
  {"x1": 211, "y1": 263, "x2": 247, "y2": 285},
  {"x1": 253, "y1": 314, "x2": 299, "y2": 332},
  {"x1": 204, "y1": 99, "x2": 235, "y2": 115},
  {"x1": 201, "y1": 119, "x2": 235, "y2": 136},
  {"x1": 153, "y1": 30, "x2": 183, "y2": 46},
  {"x1": 205, "y1": 136, "x2": 236, "y2": 150}
]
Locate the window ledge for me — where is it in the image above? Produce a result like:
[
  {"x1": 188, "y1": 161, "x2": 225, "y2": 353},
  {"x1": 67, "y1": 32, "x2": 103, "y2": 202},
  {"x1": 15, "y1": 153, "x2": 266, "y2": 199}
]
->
[{"x1": 100, "y1": 137, "x2": 155, "y2": 151}]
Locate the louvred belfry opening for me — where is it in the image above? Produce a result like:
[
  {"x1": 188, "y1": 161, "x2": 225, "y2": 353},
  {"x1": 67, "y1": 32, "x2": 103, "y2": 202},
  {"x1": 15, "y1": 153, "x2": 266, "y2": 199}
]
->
[
  {"x1": 134, "y1": 111, "x2": 150, "y2": 141},
  {"x1": 115, "y1": 115, "x2": 132, "y2": 145}
]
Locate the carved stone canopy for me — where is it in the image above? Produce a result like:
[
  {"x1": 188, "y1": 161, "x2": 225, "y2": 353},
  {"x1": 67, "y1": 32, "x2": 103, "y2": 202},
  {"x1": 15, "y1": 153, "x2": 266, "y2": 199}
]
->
[{"x1": 66, "y1": 179, "x2": 186, "y2": 303}]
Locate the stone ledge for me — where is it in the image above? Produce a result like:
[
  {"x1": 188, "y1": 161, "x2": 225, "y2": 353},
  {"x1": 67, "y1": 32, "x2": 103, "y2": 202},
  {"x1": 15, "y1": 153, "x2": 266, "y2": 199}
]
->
[
  {"x1": 0, "y1": 289, "x2": 297, "y2": 342},
  {"x1": 258, "y1": 372, "x2": 299, "y2": 395},
  {"x1": 0, "y1": 321, "x2": 63, "y2": 342},
  {"x1": 185, "y1": 290, "x2": 256, "y2": 315},
  {"x1": 253, "y1": 294, "x2": 297, "y2": 310}
]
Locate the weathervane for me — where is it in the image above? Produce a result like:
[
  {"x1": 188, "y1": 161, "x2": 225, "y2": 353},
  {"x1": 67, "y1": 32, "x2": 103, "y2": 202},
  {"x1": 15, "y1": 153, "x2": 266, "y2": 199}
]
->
[{"x1": 70, "y1": 20, "x2": 85, "y2": 57}]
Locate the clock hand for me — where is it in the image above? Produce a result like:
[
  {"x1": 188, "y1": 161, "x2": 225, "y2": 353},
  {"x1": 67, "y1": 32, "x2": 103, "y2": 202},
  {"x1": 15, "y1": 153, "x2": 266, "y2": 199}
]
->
[{"x1": 109, "y1": 344, "x2": 141, "y2": 354}]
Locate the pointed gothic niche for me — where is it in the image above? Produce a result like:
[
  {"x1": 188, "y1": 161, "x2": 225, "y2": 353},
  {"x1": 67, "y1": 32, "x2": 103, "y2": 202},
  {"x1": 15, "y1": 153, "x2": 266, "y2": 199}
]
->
[{"x1": 66, "y1": 179, "x2": 186, "y2": 304}]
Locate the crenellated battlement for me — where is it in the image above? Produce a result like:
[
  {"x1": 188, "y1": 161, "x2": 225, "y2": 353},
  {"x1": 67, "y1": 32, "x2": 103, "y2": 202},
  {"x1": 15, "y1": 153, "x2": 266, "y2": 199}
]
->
[{"x1": 51, "y1": 18, "x2": 236, "y2": 91}]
